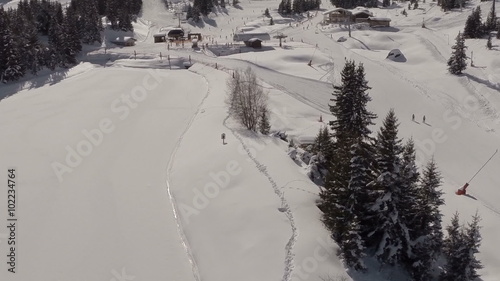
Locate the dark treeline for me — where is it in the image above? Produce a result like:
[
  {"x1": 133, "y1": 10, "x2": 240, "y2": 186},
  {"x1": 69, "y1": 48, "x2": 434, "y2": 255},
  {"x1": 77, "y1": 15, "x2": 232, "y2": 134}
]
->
[
  {"x1": 186, "y1": 0, "x2": 234, "y2": 23},
  {"x1": 328, "y1": 0, "x2": 472, "y2": 10},
  {"x1": 313, "y1": 59, "x2": 482, "y2": 280},
  {"x1": 278, "y1": 0, "x2": 321, "y2": 15},
  {"x1": 0, "y1": 0, "x2": 142, "y2": 83}
]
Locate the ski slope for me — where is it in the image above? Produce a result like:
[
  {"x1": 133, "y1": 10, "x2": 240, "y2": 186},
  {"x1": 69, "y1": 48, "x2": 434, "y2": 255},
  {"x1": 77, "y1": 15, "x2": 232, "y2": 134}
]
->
[
  {"x1": 1, "y1": 0, "x2": 500, "y2": 280},
  {"x1": 0, "y1": 64, "x2": 207, "y2": 281}
]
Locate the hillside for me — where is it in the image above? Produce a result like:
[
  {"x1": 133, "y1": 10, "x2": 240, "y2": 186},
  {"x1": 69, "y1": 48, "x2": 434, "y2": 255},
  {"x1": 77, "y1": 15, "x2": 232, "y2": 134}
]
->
[{"x1": 0, "y1": 0, "x2": 499, "y2": 280}]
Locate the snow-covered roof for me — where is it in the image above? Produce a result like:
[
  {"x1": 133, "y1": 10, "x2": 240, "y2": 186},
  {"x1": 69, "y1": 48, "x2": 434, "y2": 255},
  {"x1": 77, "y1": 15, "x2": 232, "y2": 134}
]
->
[
  {"x1": 368, "y1": 17, "x2": 391, "y2": 21},
  {"x1": 233, "y1": 32, "x2": 270, "y2": 42},
  {"x1": 322, "y1": 8, "x2": 348, "y2": 15},
  {"x1": 248, "y1": 38, "x2": 263, "y2": 42},
  {"x1": 351, "y1": 8, "x2": 372, "y2": 16},
  {"x1": 154, "y1": 33, "x2": 166, "y2": 37},
  {"x1": 113, "y1": 37, "x2": 136, "y2": 42}
]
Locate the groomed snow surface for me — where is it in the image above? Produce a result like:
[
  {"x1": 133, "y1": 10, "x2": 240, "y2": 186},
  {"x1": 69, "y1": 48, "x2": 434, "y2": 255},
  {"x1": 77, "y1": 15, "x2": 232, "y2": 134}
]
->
[{"x1": 1, "y1": 0, "x2": 500, "y2": 280}]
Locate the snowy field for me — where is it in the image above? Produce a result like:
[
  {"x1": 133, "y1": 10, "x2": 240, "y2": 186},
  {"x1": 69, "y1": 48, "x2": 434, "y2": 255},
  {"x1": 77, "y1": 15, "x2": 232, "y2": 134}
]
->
[{"x1": 1, "y1": 0, "x2": 500, "y2": 280}]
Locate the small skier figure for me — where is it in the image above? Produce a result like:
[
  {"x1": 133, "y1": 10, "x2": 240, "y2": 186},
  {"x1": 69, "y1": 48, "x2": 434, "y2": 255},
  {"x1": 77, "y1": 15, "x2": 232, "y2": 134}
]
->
[
  {"x1": 221, "y1": 133, "x2": 226, "y2": 145},
  {"x1": 423, "y1": 115, "x2": 426, "y2": 123},
  {"x1": 412, "y1": 114, "x2": 415, "y2": 121}
]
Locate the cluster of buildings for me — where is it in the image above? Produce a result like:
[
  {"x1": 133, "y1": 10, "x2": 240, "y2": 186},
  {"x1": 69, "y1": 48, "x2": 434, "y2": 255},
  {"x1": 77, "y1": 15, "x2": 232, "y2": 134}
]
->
[{"x1": 322, "y1": 7, "x2": 391, "y2": 27}]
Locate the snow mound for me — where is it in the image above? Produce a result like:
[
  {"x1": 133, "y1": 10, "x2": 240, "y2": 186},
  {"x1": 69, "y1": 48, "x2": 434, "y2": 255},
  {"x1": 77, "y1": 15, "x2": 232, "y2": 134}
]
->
[{"x1": 386, "y1": 48, "x2": 407, "y2": 62}]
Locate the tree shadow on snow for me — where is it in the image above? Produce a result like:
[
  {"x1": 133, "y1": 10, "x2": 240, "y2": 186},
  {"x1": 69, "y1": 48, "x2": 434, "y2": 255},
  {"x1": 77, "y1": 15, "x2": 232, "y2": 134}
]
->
[
  {"x1": 0, "y1": 68, "x2": 70, "y2": 102},
  {"x1": 464, "y1": 73, "x2": 500, "y2": 93},
  {"x1": 464, "y1": 194, "x2": 478, "y2": 200},
  {"x1": 203, "y1": 17, "x2": 218, "y2": 27}
]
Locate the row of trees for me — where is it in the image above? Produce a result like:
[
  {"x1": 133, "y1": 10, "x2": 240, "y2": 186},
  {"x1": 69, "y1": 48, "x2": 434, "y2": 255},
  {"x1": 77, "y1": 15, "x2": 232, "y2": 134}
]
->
[
  {"x1": 186, "y1": 0, "x2": 239, "y2": 22},
  {"x1": 226, "y1": 67, "x2": 271, "y2": 135},
  {"x1": 463, "y1": 3, "x2": 499, "y2": 39},
  {"x1": 0, "y1": 0, "x2": 142, "y2": 83},
  {"x1": 315, "y1": 60, "x2": 482, "y2": 280},
  {"x1": 329, "y1": 0, "x2": 377, "y2": 9},
  {"x1": 448, "y1": 1, "x2": 498, "y2": 75},
  {"x1": 277, "y1": 0, "x2": 321, "y2": 14}
]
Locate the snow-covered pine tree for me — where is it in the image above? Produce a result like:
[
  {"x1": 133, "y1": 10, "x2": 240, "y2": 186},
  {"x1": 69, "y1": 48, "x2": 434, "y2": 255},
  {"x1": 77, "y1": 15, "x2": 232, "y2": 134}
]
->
[
  {"x1": 463, "y1": 6, "x2": 483, "y2": 38},
  {"x1": 485, "y1": 0, "x2": 497, "y2": 32},
  {"x1": 340, "y1": 214, "x2": 367, "y2": 271},
  {"x1": 118, "y1": 10, "x2": 133, "y2": 31},
  {"x1": 259, "y1": 107, "x2": 271, "y2": 134},
  {"x1": 462, "y1": 212, "x2": 483, "y2": 280},
  {"x1": 370, "y1": 109, "x2": 411, "y2": 266},
  {"x1": 441, "y1": 212, "x2": 463, "y2": 281},
  {"x1": 0, "y1": 7, "x2": 24, "y2": 82},
  {"x1": 447, "y1": 32, "x2": 467, "y2": 75},
  {"x1": 312, "y1": 126, "x2": 333, "y2": 162},
  {"x1": 319, "y1": 60, "x2": 376, "y2": 269},
  {"x1": 399, "y1": 138, "x2": 420, "y2": 241},
  {"x1": 62, "y1": 6, "x2": 82, "y2": 66},
  {"x1": 106, "y1": 0, "x2": 120, "y2": 29},
  {"x1": 48, "y1": 8, "x2": 65, "y2": 68},
  {"x1": 285, "y1": 0, "x2": 292, "y2": 14},
  {"x1": 409, "y1": 158, "x2": 444, "y2": 280},
  {"x1": 441, "y1": 212, "x2": 483, "y2": 281},
  {"x1": 80, "y1": 0, "x2": 103, "y2": 44},
  {"x1": 186, "y1": 4, "x2": 195, "y2": 20}
]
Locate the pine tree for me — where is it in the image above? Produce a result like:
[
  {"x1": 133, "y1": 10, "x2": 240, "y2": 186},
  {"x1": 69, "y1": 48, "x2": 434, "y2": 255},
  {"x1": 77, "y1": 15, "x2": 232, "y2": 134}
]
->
[
  {"x1": 48, "y1": 10, "x2": 65, "y2": 67},
  {"x1": 14, "y1": 1, "x2": 41, "y2": 75},
  {"x1": 80, "y1": 0, "x2": 103, "y2": 44},
  {"x1": 319, "y1": 60, "x2": 376, "y2": 270},
  {"x1": 278, "y1": 0, "x2": 285, "y2": 13},
  {"x1": 370, "y1": 109, "x2": 410, "y2": 266},
  {"x1": 312, "y1": 126, "x2": 333, "y2": 161},
  {"x1": 448, "y1": 32, "x2": 467, "y2": 75},
  {"x1": 441, "y1": 212, "x2": 483, "y2": 281},
  {"x1": 259, "y1": 107, "x2": 271, "y2": 134},
  {"x1": 186, "y1": 4, "x2": 194, "y2": 20},
  {"x1": 118, "y1": 9, "x2": 133, "y2": 31},
  {"x1": 409, "y1": 158, "x2": 444, "y2": 280},
  {"x1": 0, "y1": 7, "x2": 25, "y2": 82},
  {"x1": 485, "y1": 0, "x2": 497, "y2": 32},
  {"x1": 462, "y1": 212, "x2": 483, "y2": 280},
  {"x1": 340, "y1": 215, "x2": 367, "y2": 271},
  {"x1": 441, "y1": 212, "x2": 464, "y2": 281},
  {"x1": 463, "y1": 6, "x2": 483, "y2": 38},
  {"x1": 264, "y1": 8, "x2": 270, "y2": 17},
  {"x1": 62, "y1": 6, "x2": 81, "y2": 65},
  {"x1": 285, "y1": 0, "x2": 292, "y2": 14},
  {"x1": 399, "y1": 138, "x2": 420, "y2": 245}
]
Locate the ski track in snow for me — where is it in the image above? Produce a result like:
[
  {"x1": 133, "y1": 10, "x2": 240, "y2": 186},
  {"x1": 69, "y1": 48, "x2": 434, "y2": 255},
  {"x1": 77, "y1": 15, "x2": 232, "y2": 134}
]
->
[
  {"x1": 165, "y1": 67, "x2": 213, "y2": 281},
  {"x1": 223, "y1": 116, "x2": 298, "y2": 281}
]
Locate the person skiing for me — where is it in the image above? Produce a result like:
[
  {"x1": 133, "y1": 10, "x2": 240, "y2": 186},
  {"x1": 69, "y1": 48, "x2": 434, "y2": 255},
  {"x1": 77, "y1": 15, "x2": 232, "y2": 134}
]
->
[
  {"x1": 423, "y1": 115, "x2": 426, "y2": 123},
  {"x1": 412, "y1": 114, "x2": 415, "y2": 121}
]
